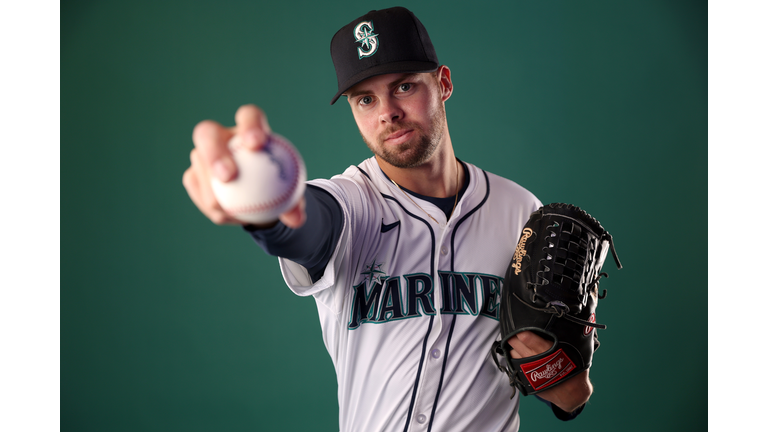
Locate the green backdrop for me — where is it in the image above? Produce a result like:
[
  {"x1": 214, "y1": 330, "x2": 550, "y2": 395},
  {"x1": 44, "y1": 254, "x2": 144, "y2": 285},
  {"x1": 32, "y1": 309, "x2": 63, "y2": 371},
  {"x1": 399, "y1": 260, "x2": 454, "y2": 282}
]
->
[{"x1": 61, "y1": 0, "x2": 707, "y2": 430}]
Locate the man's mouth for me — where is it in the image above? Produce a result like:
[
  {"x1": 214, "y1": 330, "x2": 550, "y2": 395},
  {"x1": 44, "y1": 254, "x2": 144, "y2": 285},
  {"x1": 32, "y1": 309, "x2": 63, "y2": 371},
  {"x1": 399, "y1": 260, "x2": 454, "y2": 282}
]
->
[{"x1": 384, "y1": 129, "x2": 414, "y2": 144}]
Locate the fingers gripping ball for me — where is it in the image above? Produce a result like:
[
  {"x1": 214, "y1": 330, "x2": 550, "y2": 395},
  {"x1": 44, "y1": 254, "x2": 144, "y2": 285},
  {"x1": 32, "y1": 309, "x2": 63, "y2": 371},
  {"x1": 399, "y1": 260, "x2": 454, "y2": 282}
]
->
[
  {"x1": 211, "y1": 134, "x2": 306, "y2": 224},
  {"x1": 491, "y1": 203, "x2": 623, "y2": 396}
]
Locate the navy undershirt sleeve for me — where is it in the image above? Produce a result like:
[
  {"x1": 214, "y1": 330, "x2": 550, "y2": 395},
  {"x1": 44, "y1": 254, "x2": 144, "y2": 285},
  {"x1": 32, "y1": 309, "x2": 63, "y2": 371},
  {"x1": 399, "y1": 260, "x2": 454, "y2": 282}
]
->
[
  {"x1": 244, "y1": 184, "x2": 343, "y2": 283},
  {"x1": 535, "y1": 395, "x2": 585, "y2": 421}
]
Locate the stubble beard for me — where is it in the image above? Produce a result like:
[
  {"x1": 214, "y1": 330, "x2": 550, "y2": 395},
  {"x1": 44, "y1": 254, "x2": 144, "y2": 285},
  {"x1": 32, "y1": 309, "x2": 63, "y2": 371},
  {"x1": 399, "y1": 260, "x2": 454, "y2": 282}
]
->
[{"x1": 361, "y1": 103, "x2": 446, "y2": 169}]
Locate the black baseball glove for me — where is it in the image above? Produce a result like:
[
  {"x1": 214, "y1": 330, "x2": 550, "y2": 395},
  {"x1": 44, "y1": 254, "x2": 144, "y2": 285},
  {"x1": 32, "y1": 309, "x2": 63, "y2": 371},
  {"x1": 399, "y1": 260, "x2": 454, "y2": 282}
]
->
[{"x1": 491, "y1": 203, "x2": 622, "y2": 396}]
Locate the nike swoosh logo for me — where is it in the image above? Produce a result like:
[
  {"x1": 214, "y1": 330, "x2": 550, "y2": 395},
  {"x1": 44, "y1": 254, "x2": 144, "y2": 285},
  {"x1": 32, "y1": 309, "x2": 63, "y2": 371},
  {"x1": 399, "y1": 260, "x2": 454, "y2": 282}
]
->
[{"x1": 381, "y1": 221, "x2": 400, "y2": 233}]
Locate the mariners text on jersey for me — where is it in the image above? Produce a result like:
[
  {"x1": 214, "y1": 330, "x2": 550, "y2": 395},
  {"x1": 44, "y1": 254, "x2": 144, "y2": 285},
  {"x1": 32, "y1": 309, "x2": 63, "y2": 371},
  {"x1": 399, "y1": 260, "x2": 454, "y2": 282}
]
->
[{"x1": 348, "y1": 270, "x2": 502, "y2": 329}]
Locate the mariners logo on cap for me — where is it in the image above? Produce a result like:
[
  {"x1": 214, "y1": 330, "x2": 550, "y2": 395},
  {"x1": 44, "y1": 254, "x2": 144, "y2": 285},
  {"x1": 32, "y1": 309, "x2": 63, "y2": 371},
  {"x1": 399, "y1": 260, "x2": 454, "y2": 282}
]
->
[{"x1": 353, "y1": 21, "x2": 378, "y2": 59}]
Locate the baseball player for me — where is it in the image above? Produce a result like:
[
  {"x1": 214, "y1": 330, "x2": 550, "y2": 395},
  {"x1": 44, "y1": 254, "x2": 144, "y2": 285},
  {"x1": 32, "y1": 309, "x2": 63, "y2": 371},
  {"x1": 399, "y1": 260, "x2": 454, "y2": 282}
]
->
[{"x1": 183, "y1": 7, "x2": 593, "y2": 431}]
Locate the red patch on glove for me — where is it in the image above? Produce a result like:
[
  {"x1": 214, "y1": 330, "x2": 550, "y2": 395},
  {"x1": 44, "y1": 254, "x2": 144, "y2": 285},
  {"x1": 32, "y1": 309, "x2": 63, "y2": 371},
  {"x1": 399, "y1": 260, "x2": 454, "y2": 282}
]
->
[{"x1": 520, "y1": 349, "x2": 576, "y2": 391}]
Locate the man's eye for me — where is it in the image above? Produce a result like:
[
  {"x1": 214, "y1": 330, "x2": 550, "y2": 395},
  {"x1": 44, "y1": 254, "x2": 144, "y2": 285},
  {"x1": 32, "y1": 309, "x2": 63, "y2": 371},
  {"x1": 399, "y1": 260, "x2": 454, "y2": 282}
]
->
[
  {"x1": 360, "y1": 96, "x2": 373, "y2": 105},
  {"x1": 399, "y1": 83, "x2": 412, "y2": 92}
]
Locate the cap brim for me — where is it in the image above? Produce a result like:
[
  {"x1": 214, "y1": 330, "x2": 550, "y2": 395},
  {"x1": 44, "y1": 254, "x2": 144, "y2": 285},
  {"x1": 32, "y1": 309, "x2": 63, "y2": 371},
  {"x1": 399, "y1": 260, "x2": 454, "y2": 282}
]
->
[{"x1": 330, "y1": 60, "x2": 438, "y2": 105}]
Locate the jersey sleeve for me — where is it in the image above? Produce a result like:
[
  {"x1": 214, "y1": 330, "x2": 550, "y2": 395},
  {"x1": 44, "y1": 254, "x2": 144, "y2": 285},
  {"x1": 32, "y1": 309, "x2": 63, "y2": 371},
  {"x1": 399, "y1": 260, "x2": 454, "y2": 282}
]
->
[{"x1": 246, "y1": 184, "x2": 344, "y2": 283}]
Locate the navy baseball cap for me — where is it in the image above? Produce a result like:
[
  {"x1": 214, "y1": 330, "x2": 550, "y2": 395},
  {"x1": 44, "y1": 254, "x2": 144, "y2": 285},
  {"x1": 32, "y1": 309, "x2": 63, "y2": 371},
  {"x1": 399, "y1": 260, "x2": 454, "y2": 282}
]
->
[{"x1": 329, "y1": 7, "x2": 439, "y2": 105}]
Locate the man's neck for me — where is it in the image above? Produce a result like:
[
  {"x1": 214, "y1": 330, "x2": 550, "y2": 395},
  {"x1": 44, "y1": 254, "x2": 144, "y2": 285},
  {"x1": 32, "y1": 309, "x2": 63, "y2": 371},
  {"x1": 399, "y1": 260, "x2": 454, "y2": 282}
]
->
[{"x1": 378, "y1": 140, "x2": 463, "y2": 199}]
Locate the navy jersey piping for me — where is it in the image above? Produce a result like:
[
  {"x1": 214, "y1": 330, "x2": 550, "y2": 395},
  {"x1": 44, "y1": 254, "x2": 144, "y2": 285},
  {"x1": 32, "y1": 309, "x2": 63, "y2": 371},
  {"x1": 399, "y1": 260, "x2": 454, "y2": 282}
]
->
[
  {"x1": 451, "y1": 170, "x2": 491, "y2": 269},
  {"x1": 356, "y1": 166, "x2": 372, "y2": 180},
  {"x1": 427, "y1": 170, "x2": 492, "y2": 430},
  {"x1": 379, "y1": 194, "x2": 436, "y2": 432},
  {"x1": 427, "y1": 314, "x2": 457, "y2": 432}
]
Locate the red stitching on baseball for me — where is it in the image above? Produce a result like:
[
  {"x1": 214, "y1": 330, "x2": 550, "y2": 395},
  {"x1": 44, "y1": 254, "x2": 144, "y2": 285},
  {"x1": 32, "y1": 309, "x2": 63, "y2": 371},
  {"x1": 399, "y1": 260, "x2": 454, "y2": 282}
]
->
[{"x1": 221, "y1": 134, "x2": 302, "y2": 216}]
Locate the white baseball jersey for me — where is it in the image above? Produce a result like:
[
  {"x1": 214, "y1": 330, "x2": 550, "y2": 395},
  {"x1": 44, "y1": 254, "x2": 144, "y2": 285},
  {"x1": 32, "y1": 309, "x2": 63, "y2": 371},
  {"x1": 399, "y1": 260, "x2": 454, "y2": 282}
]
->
[{"x1": 278, "y1": 157, "x2": 542, "y2": 432}]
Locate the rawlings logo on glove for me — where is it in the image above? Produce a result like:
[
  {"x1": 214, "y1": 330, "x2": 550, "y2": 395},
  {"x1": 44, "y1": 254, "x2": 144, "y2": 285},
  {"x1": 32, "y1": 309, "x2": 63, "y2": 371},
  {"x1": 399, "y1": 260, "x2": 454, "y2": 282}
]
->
[{"x1": 511, "y1": 228, "x2": 533, "y2": 275}]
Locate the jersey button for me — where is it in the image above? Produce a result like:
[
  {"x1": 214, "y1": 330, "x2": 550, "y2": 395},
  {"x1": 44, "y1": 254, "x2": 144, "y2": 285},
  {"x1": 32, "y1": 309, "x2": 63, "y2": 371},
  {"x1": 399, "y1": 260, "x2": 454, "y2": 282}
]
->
[
  {"x1": 431, "y1": 349, "x2": 441, "y2": 359},
  {"x1": 440, "y1": 247, "x2": 448, "y2": 255},
  {"x1": 416, "y1": 414, "x2": 427, "y2": 424}
]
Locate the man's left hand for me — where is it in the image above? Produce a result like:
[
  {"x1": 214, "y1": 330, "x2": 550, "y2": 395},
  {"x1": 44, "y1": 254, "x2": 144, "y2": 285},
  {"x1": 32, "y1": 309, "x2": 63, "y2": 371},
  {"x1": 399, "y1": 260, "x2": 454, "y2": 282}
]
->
[{"x1": 507, "y1": 331, "x2": 593, "y2": 413}]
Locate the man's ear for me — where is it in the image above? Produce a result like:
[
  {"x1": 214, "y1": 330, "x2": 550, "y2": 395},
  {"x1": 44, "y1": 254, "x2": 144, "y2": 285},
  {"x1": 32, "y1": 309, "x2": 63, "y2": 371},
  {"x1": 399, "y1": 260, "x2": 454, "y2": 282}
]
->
[{"x1": 437, "y1": 65, "x2": 453, "y2": 101}]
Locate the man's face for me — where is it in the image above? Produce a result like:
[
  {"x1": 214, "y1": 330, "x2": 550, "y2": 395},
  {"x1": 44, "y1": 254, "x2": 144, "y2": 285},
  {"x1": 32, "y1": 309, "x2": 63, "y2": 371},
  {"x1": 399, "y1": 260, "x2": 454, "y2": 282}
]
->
[{"x1": 344, "y1": 70, "x2": 449, "y2": 169}]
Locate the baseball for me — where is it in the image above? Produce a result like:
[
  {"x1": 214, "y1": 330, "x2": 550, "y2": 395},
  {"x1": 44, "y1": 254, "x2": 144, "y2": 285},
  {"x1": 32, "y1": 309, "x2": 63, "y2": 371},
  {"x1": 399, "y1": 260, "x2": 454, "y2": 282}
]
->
[{"x1": 211, "y1": 133, "x2": 306, "y2": 224}]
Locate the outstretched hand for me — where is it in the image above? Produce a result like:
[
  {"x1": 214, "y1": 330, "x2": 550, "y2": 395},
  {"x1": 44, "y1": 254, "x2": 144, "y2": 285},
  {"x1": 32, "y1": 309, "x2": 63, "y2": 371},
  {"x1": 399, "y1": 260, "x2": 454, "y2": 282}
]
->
[{"x1": 182, "y1": 104, "x2": 305, "y2": 228}]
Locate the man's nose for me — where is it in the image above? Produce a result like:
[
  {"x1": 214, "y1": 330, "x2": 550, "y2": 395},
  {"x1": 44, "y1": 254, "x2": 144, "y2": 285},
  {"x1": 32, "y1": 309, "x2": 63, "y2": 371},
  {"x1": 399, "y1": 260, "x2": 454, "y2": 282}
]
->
[{"x1": 378, "y1": 97, "x2": 403, "y2": 124}]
